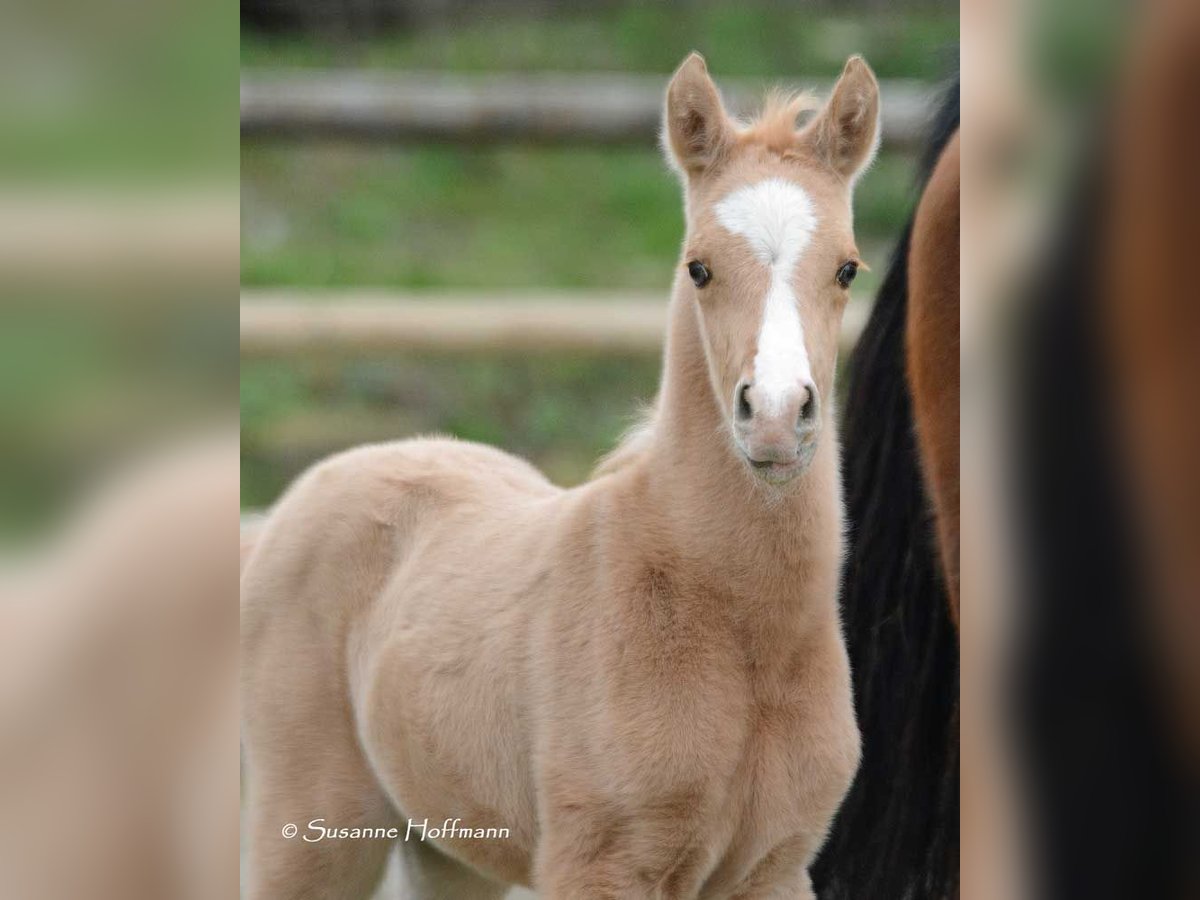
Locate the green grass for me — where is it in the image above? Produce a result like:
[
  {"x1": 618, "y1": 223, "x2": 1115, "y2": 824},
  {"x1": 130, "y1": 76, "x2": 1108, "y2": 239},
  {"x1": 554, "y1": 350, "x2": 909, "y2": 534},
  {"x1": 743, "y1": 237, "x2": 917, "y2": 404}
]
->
[
  {"x1": 241, "y1": 3, "x2": 957, "y2": 81},
  {"x1": 242, "y1": 145, "x2": 682, "y2": 290},
  {"x1": 242, "y1": 143, "x2": 914, "y2": 292},
  {"x1": 241, "y1": 351, "x2": 662, "y2": 506}
]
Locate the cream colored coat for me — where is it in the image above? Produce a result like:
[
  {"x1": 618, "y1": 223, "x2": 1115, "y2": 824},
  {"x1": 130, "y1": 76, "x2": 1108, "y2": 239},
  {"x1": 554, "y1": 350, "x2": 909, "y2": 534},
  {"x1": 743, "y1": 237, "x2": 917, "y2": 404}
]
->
[{"x1": 242, "y1": 53, "x2": 880, "y2": 899}]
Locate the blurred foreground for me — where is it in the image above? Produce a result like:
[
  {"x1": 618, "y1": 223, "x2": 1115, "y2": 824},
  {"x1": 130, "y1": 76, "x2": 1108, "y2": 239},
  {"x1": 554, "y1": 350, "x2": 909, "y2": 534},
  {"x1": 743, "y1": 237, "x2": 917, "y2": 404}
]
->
[
  {"x1": 1, "y1": 0, "x2": 239, "y2": 895},
  {"x1": 961, "y1": 0, "x2": 1200, "y2": 896}
]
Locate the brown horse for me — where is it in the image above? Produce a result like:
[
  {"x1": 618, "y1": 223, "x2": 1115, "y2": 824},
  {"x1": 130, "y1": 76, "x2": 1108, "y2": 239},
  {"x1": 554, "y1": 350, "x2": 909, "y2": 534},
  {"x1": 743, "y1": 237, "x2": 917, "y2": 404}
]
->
[
  {"x1": 908, "y1": 131, "x2": 961, "y2": 621},
  {"x1": 242, "y1": 54, "x2": 880, "y2": 898}
]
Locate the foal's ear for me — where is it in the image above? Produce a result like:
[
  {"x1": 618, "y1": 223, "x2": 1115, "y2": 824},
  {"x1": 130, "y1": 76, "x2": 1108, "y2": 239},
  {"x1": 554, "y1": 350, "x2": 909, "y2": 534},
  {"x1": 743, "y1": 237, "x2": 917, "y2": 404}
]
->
[
  {"x1": 664, "y1": 52, "x2": 734, "y2": 175},
  {"x1": 805, "y1": 55, "x2": 881, "y2": 183}
]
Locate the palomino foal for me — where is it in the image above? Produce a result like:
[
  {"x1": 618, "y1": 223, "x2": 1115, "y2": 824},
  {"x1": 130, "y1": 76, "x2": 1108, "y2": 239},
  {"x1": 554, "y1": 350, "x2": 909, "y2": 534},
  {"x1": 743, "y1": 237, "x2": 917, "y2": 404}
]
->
[{"x1": 242, "y1": 53, "x2": 879, "y2": 899}]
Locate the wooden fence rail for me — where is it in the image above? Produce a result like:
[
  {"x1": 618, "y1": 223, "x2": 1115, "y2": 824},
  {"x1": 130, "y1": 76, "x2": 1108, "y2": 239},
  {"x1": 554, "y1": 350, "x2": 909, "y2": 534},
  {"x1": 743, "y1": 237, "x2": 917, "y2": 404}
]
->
[
  {"x1": 241, "y1": 70, "x2": 931, "y2": 149},
  {"x1": 240, "y1": 290, "x2": 869, "y2": 356}
]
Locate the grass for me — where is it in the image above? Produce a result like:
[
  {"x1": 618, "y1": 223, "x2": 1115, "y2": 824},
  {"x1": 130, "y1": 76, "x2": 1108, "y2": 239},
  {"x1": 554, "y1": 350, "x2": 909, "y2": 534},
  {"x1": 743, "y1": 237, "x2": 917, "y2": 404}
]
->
[
  {"x1": 240, "y1": 351, "x2": 663, "y2": 507},
  {"x1": 242, "y1": 145, "x2": 683, "y2": 291},
  {"x1": 241, "y1": 144, "x2": 915, "y2": 293}
]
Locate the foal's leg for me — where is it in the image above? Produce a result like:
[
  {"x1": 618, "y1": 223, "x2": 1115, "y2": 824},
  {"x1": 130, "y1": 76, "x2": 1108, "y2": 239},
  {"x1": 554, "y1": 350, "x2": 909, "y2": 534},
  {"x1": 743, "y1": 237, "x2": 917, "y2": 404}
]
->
[
  {"x1": 241, "y1": 449, "x2": 422, "y2": 899},
  {"x1": 241, "y1": 740, "x2": 399, "y2": 900},
  {"x1": 242, "y1": 632, "x2": 399, "y2": 899},
  {"x1": 534, "y1": 801, "x2": 708, "y2": 899},
  {"x1": 729, "y1": 837, "x2": 815, "y2": 900},
  {"x1": 394, "y1": 840, "x2": 511, "y2": 900}
]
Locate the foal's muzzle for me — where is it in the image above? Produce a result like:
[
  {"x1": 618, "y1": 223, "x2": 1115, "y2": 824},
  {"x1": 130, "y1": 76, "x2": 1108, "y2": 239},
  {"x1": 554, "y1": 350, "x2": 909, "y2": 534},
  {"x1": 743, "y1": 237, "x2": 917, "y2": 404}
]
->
[{"x1": 733, "y1": 378, "x2": 821, "y2": 482}]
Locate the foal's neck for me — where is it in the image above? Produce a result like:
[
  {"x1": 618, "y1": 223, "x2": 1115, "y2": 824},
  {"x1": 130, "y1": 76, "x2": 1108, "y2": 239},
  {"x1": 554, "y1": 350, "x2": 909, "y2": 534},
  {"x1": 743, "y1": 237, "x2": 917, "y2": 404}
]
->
[{"x1": 640, "y1": 285, "x2": 841, "y2": 587}]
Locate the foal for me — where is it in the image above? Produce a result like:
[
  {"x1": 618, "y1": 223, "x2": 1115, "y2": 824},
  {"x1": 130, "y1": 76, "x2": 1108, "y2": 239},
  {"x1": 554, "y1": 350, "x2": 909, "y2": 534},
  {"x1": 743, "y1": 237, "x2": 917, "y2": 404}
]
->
[{"x1": 242, "y1": 53, "x2": 879, "y2": 899}]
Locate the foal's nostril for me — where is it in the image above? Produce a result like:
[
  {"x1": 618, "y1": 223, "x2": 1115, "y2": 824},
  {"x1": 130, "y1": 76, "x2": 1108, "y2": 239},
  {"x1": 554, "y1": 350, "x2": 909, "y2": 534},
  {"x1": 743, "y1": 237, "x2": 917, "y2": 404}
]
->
[
  {"x1": 736, "y1": 382, "x2": 754, "y2": 422},
  {"x1": 799, "y1": 385, "x2": 819, "y2": 423}
]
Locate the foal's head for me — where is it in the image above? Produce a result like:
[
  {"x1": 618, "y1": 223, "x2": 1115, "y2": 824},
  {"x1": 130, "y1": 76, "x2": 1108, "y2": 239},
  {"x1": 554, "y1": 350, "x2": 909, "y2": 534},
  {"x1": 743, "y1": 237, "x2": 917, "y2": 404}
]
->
[{"x1": 664, "y1": 53, "x2": 879, "y2": 483}]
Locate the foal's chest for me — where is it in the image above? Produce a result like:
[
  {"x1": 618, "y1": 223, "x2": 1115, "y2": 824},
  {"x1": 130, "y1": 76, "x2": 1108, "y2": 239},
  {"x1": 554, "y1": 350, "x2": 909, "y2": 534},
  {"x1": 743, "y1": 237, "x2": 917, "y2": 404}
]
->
[
  {"x1": 579, "y1": 575, "x2": 858, "y2": 893},
  {"x1": 693, "y1": 658, "x2": 861, "y2": 891},
  {"x1": 751, "y1": 706, "x2": 856, "y2": 822}
]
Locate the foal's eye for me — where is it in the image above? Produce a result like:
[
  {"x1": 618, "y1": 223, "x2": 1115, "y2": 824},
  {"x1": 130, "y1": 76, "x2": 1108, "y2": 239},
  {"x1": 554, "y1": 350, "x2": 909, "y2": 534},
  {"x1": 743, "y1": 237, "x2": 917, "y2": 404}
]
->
[
  {"x1": 687, "y1": 260, "x2": 712, "y2": 288},
  {"x1": 836, "y1": 261, "x2": 859, "y2": 289}
]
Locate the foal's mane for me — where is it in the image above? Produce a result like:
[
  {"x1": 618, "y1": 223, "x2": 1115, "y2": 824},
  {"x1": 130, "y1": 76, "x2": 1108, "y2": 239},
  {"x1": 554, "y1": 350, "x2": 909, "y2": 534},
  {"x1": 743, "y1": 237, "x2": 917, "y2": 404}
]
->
[
  {"x1": 811, "y1": 75, "x2": 960, "y2": 900},
  {"x1": 738, "y1": 89, "x2": 821, "y2": 156},
  {"x1": 593, "y1": 403, "x2": 657, "y2": 478}
]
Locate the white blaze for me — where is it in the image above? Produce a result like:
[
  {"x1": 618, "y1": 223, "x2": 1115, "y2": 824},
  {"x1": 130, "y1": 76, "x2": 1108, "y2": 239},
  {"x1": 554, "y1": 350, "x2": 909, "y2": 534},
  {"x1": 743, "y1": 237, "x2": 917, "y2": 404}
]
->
[{"x1": 714, "y1": 178, "x2": 817, "y2": 415}]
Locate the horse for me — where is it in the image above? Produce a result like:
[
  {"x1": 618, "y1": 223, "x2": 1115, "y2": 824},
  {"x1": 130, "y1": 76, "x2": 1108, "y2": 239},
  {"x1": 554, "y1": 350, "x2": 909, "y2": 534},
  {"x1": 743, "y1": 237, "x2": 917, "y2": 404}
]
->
[
  {"x1": 810, "y1": 77, "x2": 960, "y2": 899},
  {"x1": 241, "y1": 52, "x2": 880, "y2": 899}
]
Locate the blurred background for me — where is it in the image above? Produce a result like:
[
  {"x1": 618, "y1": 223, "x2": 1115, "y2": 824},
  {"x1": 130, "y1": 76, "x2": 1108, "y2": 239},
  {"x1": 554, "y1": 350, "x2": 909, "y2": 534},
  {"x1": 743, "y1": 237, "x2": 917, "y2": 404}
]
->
[{"x1": 239, "y1": 0, "x2": 959, "y2": 508}]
